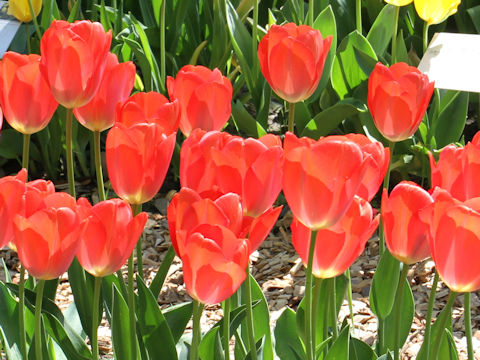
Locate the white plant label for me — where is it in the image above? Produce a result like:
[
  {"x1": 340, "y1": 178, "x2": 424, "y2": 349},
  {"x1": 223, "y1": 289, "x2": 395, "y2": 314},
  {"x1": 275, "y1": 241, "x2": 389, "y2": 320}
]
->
[{"x1": 0, "y1": 1, "x2": 21, "y2": 58}]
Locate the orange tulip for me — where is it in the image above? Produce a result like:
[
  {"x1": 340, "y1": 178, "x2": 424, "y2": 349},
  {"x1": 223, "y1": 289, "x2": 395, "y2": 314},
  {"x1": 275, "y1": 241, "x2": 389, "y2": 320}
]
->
[
  {"x1": 13, "y1": 192, "x2": 82, "y2": 280},
  {"x1": 0, "y1": 52, "x2": 58, "y2": 134},
  {"x1": 167, "y1": 65, "x2": 232, "y2": 137},
  {"x1": 180, "y1": 129, "x2": 283, "y2": 217},
  {"x1": 0, "y1": 169, "x2": 27, "y2": 247},
  {"x1": 429, "y1": 145, "x2": 466, "y2": 201},
  {"x1": 258, "y1": 23, "x2": 332, "y2": 103},
  {"x1": 292, "y1": 196, "x2": 379, "y2": 278},
  {"x1": 40, "y1": 20, "x2": 112, "y2": 109},
  {"x1": 382, "y1": 181, "x2": 433, "y2": 264},
  {"x1": 283, "y1": 132, "x2": 371, "y2": 230},
  {"x1": 76, "y1": 198, "x2": 147, "y2": 277},
  {"x1": 106, "y1": 92, "x2": 178, "y2": 204},
  {"x1": 73, "y1": 53, "x2": 136, "y2": 132},
  {"x1": 368, "y1": 62, "x2": 434, "y2": 142}
]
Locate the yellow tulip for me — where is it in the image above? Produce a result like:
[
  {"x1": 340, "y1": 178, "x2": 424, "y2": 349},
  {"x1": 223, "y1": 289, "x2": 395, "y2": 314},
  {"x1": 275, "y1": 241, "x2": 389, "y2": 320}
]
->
[
  {"x1": 414, "y1": 0, "x2": 461, "y2": 25},
  {"x1": 385, "y1": 0, "x2": 413, "y2": 6},
  {"x1": 8, "y1": 0, "x2": 42, "y2": 23}
]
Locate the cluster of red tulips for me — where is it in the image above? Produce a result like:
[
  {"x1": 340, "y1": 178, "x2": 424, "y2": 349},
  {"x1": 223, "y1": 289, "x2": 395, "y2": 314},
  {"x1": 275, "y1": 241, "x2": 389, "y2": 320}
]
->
[{"x1": 0, "y1": 15, "x2": 478, "y2": 360}]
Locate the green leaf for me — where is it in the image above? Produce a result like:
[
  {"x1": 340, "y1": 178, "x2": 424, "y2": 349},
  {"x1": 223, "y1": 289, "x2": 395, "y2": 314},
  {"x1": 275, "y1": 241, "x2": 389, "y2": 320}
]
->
[
  {"x1": 198, "y1": 327, "x2": 225, "y2": 360},
  {"x1": 112, "y1": 284, "x2": 135, "y2": 360},
  {"x1": 369, "y1": 251, "x2": 400, "y2": 319},
  {"x1": 332, "y1": 31, "x2": 378, "y2": 99},
  {"x1": 325, "y1": 325, "x2": 350, "y2": 360},
  {"x1": 163, "y1": 302, "x2": 193, "y2": 344},
  {"x1": 67, "y1": 0, "x2": 82, "y2": 22},
  {"x1": 442, "y1": 329, "x2": 459, "y2": 360},
  {"x1": 149, "y1": 245, "x2": 175, "y2": 299},
  {"x1": 395, "y1": 30, "x2": 409, "y2": 64},
  {"x1": 274, "y1": 308, "x2": 305, "y2": 360},
  {"x1": 136, "y1": 277, "x2": 178, "y2": 359},
  {"x1": 349, "y1": 338, "x2": 377, "y2": 360},
  {"x1": 467, "y1": 5, "x2": 480, "y2": 33},
  {"x1": 231, "y1": 100, "x2": 267, "y2": 138},
  {"x1": 366, "y1": 4, "x2": 396, "y2": 57}
]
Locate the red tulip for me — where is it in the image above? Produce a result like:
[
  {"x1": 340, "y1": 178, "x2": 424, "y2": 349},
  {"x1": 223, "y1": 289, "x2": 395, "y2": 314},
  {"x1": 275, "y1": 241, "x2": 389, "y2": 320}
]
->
[
  {"x1": 180, "y1": 129, "x2": 283, "y2": 217},
  {"x1": 292, "y1": 196, "x2": 379, "y2": 278},
  {"x1": 382, "y1": 181, "x2": 433, "y2": 264},
  {"x1": 283, "y1": 132, "x2": 371, "y2": 230},
  {"x1": 258, "y1": 23, "x2": 332, "y2": 103},
  {"x1": 0, "y1": 105, "x2": 3, "y2": 131},
  {"x1": 13, "y1": 192, "x2": 82, "y2": 280},
  {"x1": 368, "y1": 62, "x2": 434, "y2": 142},
  {"x1": 0, "y1": 52, "x2": 58, "y2": 134},
  {"x1": 73, "y1": 53, "x2": 136, "y2": 132},
  {"x1": 0, "y1": 169, "x2": 27, "y2": 247},
  {"x1": 429, "y1": 145, "x2": 466, "y2": 201},
  {"x1": 76, "y1": 198, "x2": 147, "y2": 277},
  {"x1": 106, "y1": 92, "x2": 178, "y2": 204},
  {"x1": 40, "y1": 20, "x2": 112, "y2": 108},
  {"x1": 167, "y1": 65, "x2": 232, "y2": 137}
]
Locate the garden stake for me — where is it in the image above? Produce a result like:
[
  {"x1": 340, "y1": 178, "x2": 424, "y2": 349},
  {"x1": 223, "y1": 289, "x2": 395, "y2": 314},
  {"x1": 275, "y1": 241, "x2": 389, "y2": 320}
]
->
[
  {"x1": 305, "y1": 230, "x2": 318, "y2": 360},
  {"x1": 393, "y1": 263, "x2": 409, "y2": 360},
  {"x1": 464, "y1": 292, "x2": 474, "y2": 360}
]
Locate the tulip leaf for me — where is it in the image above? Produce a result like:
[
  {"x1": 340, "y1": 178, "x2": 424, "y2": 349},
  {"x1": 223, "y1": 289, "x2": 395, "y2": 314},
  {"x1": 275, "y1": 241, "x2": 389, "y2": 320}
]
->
[
  {"x1": 163, "y1": 302, "x2": 193, "y2": 344},
  {"x1": 395, "y1": 30, "x2": 410, "y2": 65},
  {"x1": 231, "y1": 100, "x2": 267, "y2": 139},
  {"x1": 366, "y1": 4, "x2": 397, "y2": 58},
  {"x1": 67, "y1": 0, "x2": 82, "y2": 22},
  {"x1": 467, "y1": 5, "x2": 480, "y2": 33},
  {"x1": 198, "y1": 327, "x2": 225, "y2": 360},
  {"x1": 326, "y1": 0, "x2": 356, "y2": 40},
  {"x1": 136, "y1": 277, "x2": 178, "y2": 359},
  {"x1": 369, "y1": 250, "x2": 400, "y2": 319},
  {"x1": 301, "y1": 98, "x2": 368, "y2": 138},
  {"x1": 324, "y1": 325, "x2": 350, "y2": 360},
  {"x1": 332, "y1": 30, "x2": 378, "y2": 100},
  {"x1": 112, "y1": 284, "x2": 136, "y2": 360},
  {"x1": 349, "y1": 338, "x2": 377, "y2": 360},
  {"x1": 274, "y1": 308, "x2": 305, "y2": 360},
  {"x1": 149, "y1": 245, "x2": 175, "y2": 299}
]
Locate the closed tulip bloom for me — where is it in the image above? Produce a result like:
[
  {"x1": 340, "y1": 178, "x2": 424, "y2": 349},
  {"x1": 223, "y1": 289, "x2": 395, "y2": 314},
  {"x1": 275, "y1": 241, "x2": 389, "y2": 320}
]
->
[
  {"x1": 462, "y1": 133, "x2": 480, "y2": 200},
  {"x1": 368, "y1": 62, "x2": 434, "y2": 142},
  {"x1": 283, "y1": 132, "x2": 371, "y2": 230},
  {"x1": 8, "y1": 0, "x2": 42, "y2": 22},
  {"x1": 382, "y1": 181, "x2": 433, "y2": 264},
  {"x1": 0, "y1": 52, "x2": 58, "y2": 134},
  {"x1": 40, "y1": 20, "x2": 112, "y2": 108},
  {"x1": 180, "y1": 129, "x2": 283, "y2": 217},
  {"x1": 292, "y1": 196, "x2": 379, "y2": 278},
  {"x1": 106, "y1": 93, "x2": 178, "y2": 204},
  {"x1": 429, "y1": 145, "x2": 466, "y2": 201},
  {"x1": 73, "y1": 53, "x2": 136, "y2": 132},
  {"x1": 76, "y1": 198, "x2": 147, "y2": 277},
  {"x1": 414, "y1": 0, "x2": 461, "y2": 25},
  {"x1": 13, "y1": 192, "x2": 82, "y2": 280},
  {"x1": 167, "y1": 65, "x2": 232, "y2": 137},
  {"x1": 385, "y1": 0, "x2": 412, "y2": 5},
  {"x1": 258, "y1": 23, "x2": 332, "y2": 103}
]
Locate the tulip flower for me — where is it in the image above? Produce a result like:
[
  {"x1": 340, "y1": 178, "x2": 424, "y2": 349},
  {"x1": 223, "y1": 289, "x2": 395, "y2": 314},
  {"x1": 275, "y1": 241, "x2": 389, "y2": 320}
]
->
[
  {"x1": 292, "y1": 196, "x2": 379, "y2": 278},
  {"x1": 368, "y1": 62, "x2": 434, "y2": 142},
  {"x1": 0, "y1": 52, "x2": 58, "y2": 134},
  {"x1": 385, "y1": 0, "x2": 412, "y2": 5},
  {"x1": 76, "y1": 198, "x2": 148, "y2": 277},
  {"x1": 73, "y1": 53, "x2": 136, "y2": 132},
  {"x1": 429, "y1": 145, "x2": 466, "y2": 201},
  {"x1": 167, "y1": 65, "x2": 232, "y2": 137},
  {"x1": 414, "y1": 0, "x2": 461, "y2": 25},
  {"x1": 258, "y1": 23, "x2": 332, "y2": 103},
  {"x1": 180, "y1": 129, "x2": 283, "y2": 217},
  {"x1": 13, "y1": 192, "x2": 82, "y2": 280},
  {"x1": 8, "y1": 0, "x2": 42, "y2": 22},
  {"x1": 106, "y1": 92, "x2": 178, "y2": 204},
  {"x1": 382, "y1": 181, "x2": 433, "y2": 264},
  {"x1": 40, "y1": 20, "x2": 112, "y2": 109},
  {"x1": 283, "y1": 132, "x2": 372, "y2": 230}
]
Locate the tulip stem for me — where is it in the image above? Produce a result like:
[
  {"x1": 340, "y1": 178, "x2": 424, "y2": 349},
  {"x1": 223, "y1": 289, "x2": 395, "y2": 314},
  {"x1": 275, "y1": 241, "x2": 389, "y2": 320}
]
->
[
  {"x1": 66, "y1": 108, "x2": 76, "y2": 198},
  {"x1": 22, "y1": 133, "x2": 31, "y2": 171},
  {"x1": 18, "y1": 266, "x2": 27, "y2": 360},
  {"x1": 312, "y1": 277, "x2": 322, "y2": 345},
  {"x1": 391, "y1": 5, "x2": 400, "y2": 63},
  {"x1": 430, "y1": 291, "x2": 457, "y2": 360},
  {"x1": 252, "y1": 0, "x2": 259, "y2": 73},
  {"x1": 127, "y1": 254, "x2": 137, "y2": 360},
  {"x1": 379, "y1": 141, "x2": 395, "y2": 254},
  {"x1": 464, "y1": 292, "x2": 474, "y2": 360},
  {"x1": 34, "y1": 279, "x2": 46, "y2": 360},
  {"x1": 245, "y1": 266, "x2": 257, "y2": 359},
  {"x1": 298, "y1": 0, "x2": 304, "y2": 24},
  {"x1": 305, "y1": 230, "x2": 318, "y2": 360},
  {"x1": 27, "y1": 0, "x2": 42, "y2": 41},
  {"x1": 91, "y1": 276, "x2": 102, "y2": 360},
  {"x1": 393, "y1": 263, "x2": 409, "y2": 360},
  {"x1": 222, "y1": 297, "x2": 230, "y2": 360},
  {"x1": 308, "y1": 0, "x2": 314, "y2": 27},
  {"x1": 346, "y1": 268, "x2": 356, "y2": 334},
  {"x1": 131, "y1": 204, "x2": 144, "y2": 280},
  {"x1": 190, "y1": 300, "x2": 203, "y2": 360},
  {"x1": 424, "y1": 270, "x2": 439, "y2": 360},
  {"x1": 94, "y1": 131, "x2": 106, "y2": 202},
  {"x1": 329, "y1": 277, "x2": 338, "y2": 340},
  {"x1": 25, "y1": 24, "x2": 31, "y2": 54},
  {"x1": 288, "y1": 102, "x2": 296, "y2": 134},
  {"x1": 356, "y1": 0, "x2": 362, "y2": 34},
  {"x1": 423, "y1": 22, "x2": 430, "y2": 54},
  {"x1": 159, "y1": 0, "x2": 166, "y2": 92}
]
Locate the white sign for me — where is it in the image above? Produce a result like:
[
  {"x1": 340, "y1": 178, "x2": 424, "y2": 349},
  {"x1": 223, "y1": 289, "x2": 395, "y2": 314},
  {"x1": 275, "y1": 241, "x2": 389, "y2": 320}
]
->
[
  {"x1": 418, "y1": 32, "x2": 480, "y2": 93},
  {"x1": 0, "y1": 1, "x2": 21, "y2": 58}
]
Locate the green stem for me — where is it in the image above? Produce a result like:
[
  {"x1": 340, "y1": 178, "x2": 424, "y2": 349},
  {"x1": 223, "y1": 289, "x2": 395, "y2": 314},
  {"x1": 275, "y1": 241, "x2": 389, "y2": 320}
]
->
[
  {"x1": 19, "y1": 266, "x2": 27, "y2": 359},
  {"x1": 378, "y1": 317, "x2": 385, "y2": 354},
  {"x1": 190, "y1": 300, "x2": 203, "y2": 360},
  {"x1": 90, "y1": 0, "x2": 98, "y2": 21},
  {"x1": 288, "y1": 102, "x2": 296, "y2": 134},
  {"x1": 91, "y1": 277, "x2": 102, "y2": 360},
  {"x1": 393, "y1": 264, "x2": 409, "y2": 360},
  {"x1": 25, "y1": 23, "x2": 31, "y2": 54},
  {"x1": 22, "y1": 133, "x2": 31, "y2": 171},
  {"x1": 94, "y1": 131, "x2": 106, "y2": 202},
  {"x1": 160, "y1": 0, "x2": 166, "y2": 92},
  {"x1": 424, "y1": 271, "x2": 439, "y2": 360},
  {"x1": 245, "y1": 266, "x2": 257, "y2": 358},
  {"x1": 223, "y1": 297, "x2": 230, "y2": 360},
  {"x1": 379, "y1": 141, "x2": 395, "y2": 254},
  {"x1": 423, "y1": 22, "x2": 430, "y2": 54},
  {"x1": 66, "y1": 108, "x2": 76, "y2": 198},
  {"x1": 308, "y1": 0, "x2": 313, "y2": 27},
  {"x1": 27, "y1": 0, "x2": 42, "y2": 40},
  {"x1": 127, "y1": 254, "x2": 137, "y2": 360},
  {"x1": 298, "y1": 0, "x2": 304, "y2": 24},
  {"x1": 346, "y1": 269, "x2": 355, "y2": 334},
  {"x1": 312, "y1": 277, "x2": 322, "y2": 346},
  {"x1": 391, "y1": 6, "x2": 400, "y2": 63},
  {"x1": 252, "y1": 0, "x2": 259, "y2": 72},
  {"x1": 329, "y1": 277, "x2": 338, "y2": 340},
  {"x1": 430, "y1": 291, "x2": 457, "y2": 360},
  {"x1": 131, "y1": 204, "x2": 143, "y2": 280},
  {"x1": 34, "y1": 279, "x2": 46, "y2": 360},
  {"x1": 356, "y1": 0, "x2": 362, "y2": 34},
  {"x1": 464, "y1": 292, "x2": 474, "y2": 360},
  {"x1": 305, "y1": 230, "x2": 318, "y2": 360}
]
